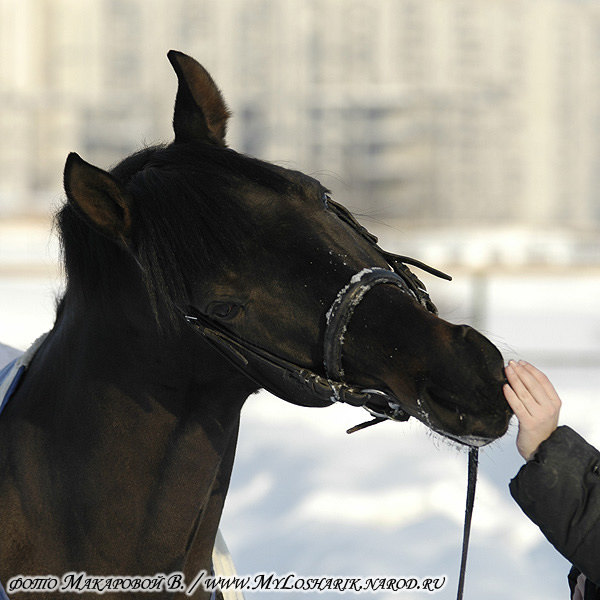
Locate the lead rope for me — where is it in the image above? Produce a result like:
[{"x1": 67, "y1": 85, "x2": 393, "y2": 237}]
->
[
  {"x1": 347, "y1": 419, "x2": 479, "y2": 599},
  {"x1": 457, "y1": 447, "x2": 479, "y2": 600}
]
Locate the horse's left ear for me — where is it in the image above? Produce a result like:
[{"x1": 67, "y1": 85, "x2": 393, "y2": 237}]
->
[
  {"x1": 168, "y1": 50, "x2": 231, "y2": 146},
  {"x1": 63, "y1": 152, "x2": 132, "y2": 243}
]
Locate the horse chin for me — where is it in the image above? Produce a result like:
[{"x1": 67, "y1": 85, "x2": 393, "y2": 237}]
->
[
  {"x1": 436, "y1": 430, "x2": 496, "y2": 448},
  {"x1": 413, "y1": 388, "x2": 511, "y2": 448}
]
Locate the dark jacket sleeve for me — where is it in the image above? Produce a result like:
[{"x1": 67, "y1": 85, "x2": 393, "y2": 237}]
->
[{"x1": 510, "y1": 426, "x2": 600, "y2": 586}]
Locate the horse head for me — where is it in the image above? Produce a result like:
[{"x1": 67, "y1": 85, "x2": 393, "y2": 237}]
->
[{"x1": 62, "y1": 51, "x2": 511, "y2": 447}]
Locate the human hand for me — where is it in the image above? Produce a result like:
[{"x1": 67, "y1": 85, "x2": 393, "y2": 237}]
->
[{"x1": 503, "y1": 361, "x2": 562, "y2": 461}]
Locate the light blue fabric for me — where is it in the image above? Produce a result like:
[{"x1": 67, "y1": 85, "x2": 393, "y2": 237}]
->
[
  {"x1": 0, "y1": 343, "x2": 21, "y2": 369},
  {"x1": 0, "y1": 358, "x2": 20, "y2": 600},
  {"x1": 0, "y1": 360, "x2": 24, "y2": 418}
]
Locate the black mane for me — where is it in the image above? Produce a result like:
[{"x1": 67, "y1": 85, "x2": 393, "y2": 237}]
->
[{"x1": 55, "y1": 142, "x2": 298, "y2": 329}]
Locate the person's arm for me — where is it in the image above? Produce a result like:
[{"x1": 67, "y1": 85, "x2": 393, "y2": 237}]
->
[{"x1": 505, "y1": 361, "x2": 600, "y2": 585}]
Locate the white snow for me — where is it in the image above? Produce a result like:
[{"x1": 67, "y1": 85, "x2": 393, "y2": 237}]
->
[{"x1": 1, "y1": 267, "x2": 598, "y2": 600}]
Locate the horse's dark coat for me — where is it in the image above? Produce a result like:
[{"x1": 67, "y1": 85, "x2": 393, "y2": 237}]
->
[{"x1": 0, "y1": 51, "x2": 511, "y2": 599}]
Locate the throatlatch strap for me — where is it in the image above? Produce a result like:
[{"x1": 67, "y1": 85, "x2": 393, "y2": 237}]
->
[{"x1": 456, "y1": 447, "x2": 479, "y2": 600}]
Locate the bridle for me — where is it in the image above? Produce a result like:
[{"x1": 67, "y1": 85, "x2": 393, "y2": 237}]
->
[
  {"x1": 183, "y1": 198, "x2": 450, "y2": 422},
  {"x1": 182, "y1": 266, "x2": 422, "y2": 422},
  {"x1": 183, "y1": 199, "x2": 477, "y2": 600}
]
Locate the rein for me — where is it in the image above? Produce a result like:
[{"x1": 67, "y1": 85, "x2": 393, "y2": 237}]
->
[{"x1": 457, "y1": 447, "x2": 479, "y2": 600}]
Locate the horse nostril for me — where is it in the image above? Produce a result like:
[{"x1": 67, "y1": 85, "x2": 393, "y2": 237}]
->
[
  {"x1": 457, "y1": 324, "x2": 472, "y2": 340},
  {"x1": 458, "y1": 324, "x2": 505, "y2": 379},
  {"x1": 459, "y1": 324, "x2": 490, "y2": 349}
]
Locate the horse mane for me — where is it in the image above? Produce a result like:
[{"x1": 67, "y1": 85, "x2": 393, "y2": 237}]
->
[{"x1": 55, "y1": 142, "x2": 297, "y2": 331}]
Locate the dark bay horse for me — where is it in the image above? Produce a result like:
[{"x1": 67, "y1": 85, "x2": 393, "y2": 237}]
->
[{"x1": 0, "y1": 51, "x2": 511, "y2": 599}]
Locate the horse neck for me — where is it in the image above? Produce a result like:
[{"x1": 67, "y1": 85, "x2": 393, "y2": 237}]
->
[{"x1": 11, "y1": 280, "x2": 257, "y2": 576}]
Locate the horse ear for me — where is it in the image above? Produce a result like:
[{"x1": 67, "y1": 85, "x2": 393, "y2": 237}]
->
[
  {"x1": 63, "y1": 153, "x2": 132, "y2": 242},
  {"x1": 168, "y1": 50, "x2": 230, "y2": 146}
]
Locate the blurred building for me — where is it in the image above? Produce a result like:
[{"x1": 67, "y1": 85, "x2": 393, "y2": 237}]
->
[{"x1": 1, "y1": 0, "x2": 600, "y2": 237}]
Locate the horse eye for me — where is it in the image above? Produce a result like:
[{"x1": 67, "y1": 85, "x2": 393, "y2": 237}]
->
[
  {"x1": 321, "y1": 192, "x2": 331, "y2": 208},
  {"x1": 207, "y1": 302, "x2": 241, "y2": 320}
]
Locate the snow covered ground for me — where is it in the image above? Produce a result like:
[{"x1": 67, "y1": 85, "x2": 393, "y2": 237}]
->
[{"x1": 1, "y1": 264, "x2": 599, "y2": 600}]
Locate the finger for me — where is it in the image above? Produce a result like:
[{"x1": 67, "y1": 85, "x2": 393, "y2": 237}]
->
[
  {"x1": 504, "y1": 368, "x2": 536, "y2": 416},
  {"x1": 510, "y1": 362, "x2": 551, "y2": 407},
  {"x1": 503, "y1": 383, "x2": 529, "y2": 417},
  {"x1": 505, "y1": 364, "x2": 536, "y2": 404},
  {"x1": 519, "y1": 362, "x2": 562, "y2": 406}
]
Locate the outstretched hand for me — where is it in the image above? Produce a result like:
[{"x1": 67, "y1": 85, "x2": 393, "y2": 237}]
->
[{"x1": 503, "y1": 361, "x2": 562, "y2": 461}]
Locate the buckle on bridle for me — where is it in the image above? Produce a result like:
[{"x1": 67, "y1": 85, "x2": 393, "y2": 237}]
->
[{"x1": 341, "y1": 389, "x2": 409, "y2": 434}]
